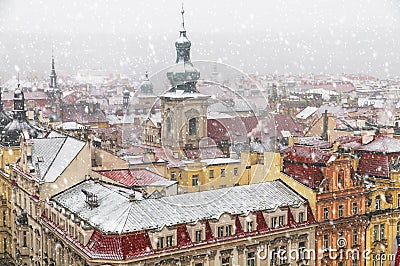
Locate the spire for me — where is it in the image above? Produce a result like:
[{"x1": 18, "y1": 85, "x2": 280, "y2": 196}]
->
[
  {"x1": 175, "y1": 3, "x2": 191, "y2": 64},
  {"x1": 180, "y1": 2, "x2": 185, "y2": 32},
  {"x1": 17, "y1": 72, "x2": 20, "y2": 88},
  {"x1": 0, "y1": 87, "x2": 3, "y2": 112},
  {"x1": 49, "y1": 49, "x2": 57, "y2": 89},
  {"x1": 166, "y1": 4, "x2": 200, "y2": 90}
]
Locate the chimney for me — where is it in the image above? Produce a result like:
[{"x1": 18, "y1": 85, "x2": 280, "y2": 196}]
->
[
  {"x1": 129, "y1": 193, "x2": 136, "y2": 202},
  {"x1": 322, "y1": 110, "x2": 328, "y2": 141}
]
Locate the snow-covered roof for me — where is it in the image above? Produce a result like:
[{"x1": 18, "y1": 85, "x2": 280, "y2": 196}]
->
[
  {"x1": 296, "y1": 106, "x2": 318, "y2": 120},
  {"x1": 200, "y1": 157, "x2": 241, "y2": 166},
  {"x1": 57, "y1": 122, "x2": 86, "y2": 130},
  {"x1": 52, "y1": 179, "x2": 306, "y2": 233},
  {"x1": 161, "y1": 89, "x2": 209, "y2": 99},
  {"x1": 32, "y1": 134, "x2": 86, "y2": 182}
]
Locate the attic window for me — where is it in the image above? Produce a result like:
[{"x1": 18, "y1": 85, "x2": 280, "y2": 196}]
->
[{"x1": 37, "y1": 157, "x2": 44, "y2": 162}]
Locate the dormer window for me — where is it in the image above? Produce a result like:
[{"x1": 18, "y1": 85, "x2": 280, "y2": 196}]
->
[
  {"x1": 166, "y1": 235, "x2": 173, "y2": 247},
  {"x1": 37, "y1": 156, "x2": 44, "y2": 163},
  {"x1": 157, "y1": 237, "x2": 164, "y2": 249}
]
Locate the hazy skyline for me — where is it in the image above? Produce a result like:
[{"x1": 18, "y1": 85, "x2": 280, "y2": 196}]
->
[{"x1": 1, "y1": 0, "x2": 400, "y2": 80}]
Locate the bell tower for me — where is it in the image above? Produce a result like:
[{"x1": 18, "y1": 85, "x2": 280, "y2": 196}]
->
[{"x1": 160, "y1": 4, "x2": 209, "y2": 155}]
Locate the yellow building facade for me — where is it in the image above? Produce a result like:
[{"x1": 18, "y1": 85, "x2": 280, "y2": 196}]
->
[
  {"x1": 365, "y1": 172, "x2": 400, "y2": 266},
  {"x1": 0, "y1": 146, "x2": 20, "y2": 265}
]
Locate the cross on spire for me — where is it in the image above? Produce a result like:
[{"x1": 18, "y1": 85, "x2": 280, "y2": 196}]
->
[{"x1": 181, "y1": 2, "x2": 185, "y2": 30}]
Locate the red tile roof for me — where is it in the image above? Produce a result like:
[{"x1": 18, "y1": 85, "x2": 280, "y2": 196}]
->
[
  {"x1": 97, "y1": 169, "x2": 170, "y2": 187},
  {"x1": 270, "y1": 114, "x2": 304, "y2": 138},
  {"x1": 207, "y1": 116, "x2": 259, "y2": 142},
  {"x1": 88, "y1": 230, "x2": 153, "y2": 260},
  {"x1": 357, "y1": 153, "x2": 392, "y2": 178},
  {"x1": 281, "y1": 146, "x2": 332, "y2": 164},
  {"x1": 283, "y1": 163, "x2": 324, "y2": 188}
]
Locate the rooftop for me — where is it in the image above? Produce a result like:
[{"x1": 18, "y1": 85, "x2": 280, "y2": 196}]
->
[
  {"x1": 355, "y1": 136, "x2": 400, "y2": 153},
  {"x1": 52, "y1": 179, "x2": 306, "y2": 233}
]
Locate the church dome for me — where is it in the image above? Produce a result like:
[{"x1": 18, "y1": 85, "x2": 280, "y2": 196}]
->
[
  {"x1": 14, "y1": 88, "x2": 23, "y2": 100},
  {"x1": 139, "y1": 72, "x2": 154, "y2": 95},
  {"x1": 1, "y1": 87, "x2": 38, "y2": 146},
  {"x1": 166, "y1": 62, "x2": 200, "y2": 88}
]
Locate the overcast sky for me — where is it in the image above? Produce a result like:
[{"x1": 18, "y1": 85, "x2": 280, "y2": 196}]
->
[{"x1": 1, "y1": 0, "x2": 400, "y2": 80}]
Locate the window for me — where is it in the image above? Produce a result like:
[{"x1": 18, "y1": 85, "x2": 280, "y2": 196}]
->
[
  {"x1": 353, "y1": 229, "x2": 358, "y2": 245},
  {"x1": 299, "y1": 242, "x2": 306, "y2": 260},
  {"x1": 247, "y1": 252, "x2": 255, "y2": 266},
  {"x1": 217, "y1": 226, "x2": 224, "y2": 238},
  {"x1": 78, "y1": 232, "x2": 84, "y2": 244},
  {"x1": 189, "y1": 118, "x2": 196, "y2": 135},
  {"x1": 375, "y1": 195, "x2": 381, "y2": 210},
  {"x1": 222, "y1": 257, "x2": 230, "y2": 266},
  {"x1": 373, "y1": 225, "x2": 379, "y2": 241},
  {"x1": 278, "y1": 215, "x2": 285, "y2": 227},
  {"x1": 157, "y1": 237, "x2": 164, "y2": 249},
  {"x1": 298, "y1": 212, "x2": 305, "y2": 223},
  {"x1": 234, "y1": 168, "x2": 238, "y2": 176},
  {"x1": 166, "y1": 236, "x2": 173, "y2": 247},
  {"x1": 271, "y1": 247, "x2": 278, "y2": 266},
  {"x1": 166, "y1": 117, "x2": 171, "y2": 134},
  {"x1": 380, "y1": 224, "x2": 385, "y2": 240},
  {"x1": 220, "y1": 169, "x2": 225, "y2": 177},
  {"x1": 279, "y1": 246, "x2": 287, "y2": 264},
  {"x1": 22, "y1": 231, "x2": 27, "y2": 247},
  {"x1": 323, "y1": 207, "x2": 329, "y2": 220},
  {"x1": 195, "y1": 230, "x2": 202, "y2": 242},
  {"x1": 398, "y1": 194, "x2": 400, "y2": 208},
  {"x1": 209, "y1": 170, "x2": 214, "y2": 178},
  {"x1": 397, "y1": 222, "x2": 400, "y2": 235},
  {"x1": 69, "y1": 225, "x2": 75, "y2": 238},
  {"x1": 2, "y1": 211, "x2": 6, "y2": 226},
  {"x1": 226, "y1": 225, "x2": 232, "y2": 236},
  {"x1": 3, "y1": 238, "x2": 6, "y2": 252},
  {"x1": 323, "y1": 234, "x2": 329, "y2": 249},
  {"x1": 271, "y1": 217, "x2": 277, "y2": 228},
  {"x1": 171, "y1": 172, "x2": 176, "y2": 181},
  {"x1": 338, "y1": 169, "x2": 344, "y2": 188},
  {"x1": 247, "y1": 221, "x2": 253, "y2": 232},
  {"x1": 338, "y1": 205, "x2": 344, "y2": 218},
  {"x1": 192, "y1": 175, "x2": 199, "y2": 186},
  {"x1": 352, "y1": 202, "x2": 358, "y2": 215}
]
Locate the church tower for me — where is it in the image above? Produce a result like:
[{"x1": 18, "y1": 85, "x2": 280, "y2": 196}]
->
[{"x1": 160, "y1": 5, "x2": 209, "y2": 155}]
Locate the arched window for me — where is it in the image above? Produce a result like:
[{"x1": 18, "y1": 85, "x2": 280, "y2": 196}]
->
[
  {"x1": 166, "y1": 117, "x2": 171, "y2": 134},
  {"x1": 189, "y1": 118, "x2": 196, "y2": 135},
  {"x1": 338, "y1": 169, "x2": 344, "y2": 188}
]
